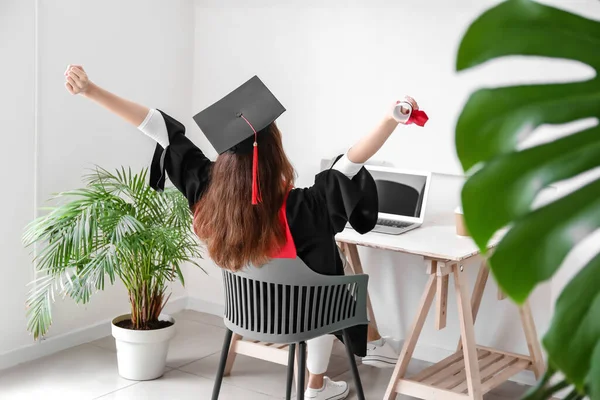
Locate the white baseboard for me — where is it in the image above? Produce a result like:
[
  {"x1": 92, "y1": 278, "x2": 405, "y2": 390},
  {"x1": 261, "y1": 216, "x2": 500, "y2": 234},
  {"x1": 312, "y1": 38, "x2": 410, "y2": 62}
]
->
[
  {"x1": 0, "y1": 318, "x2": 112, "y2": 371},
  {"x1": 186, "y1": 296, "x2": 225, "y2": 316},
  {"x1": 0, "y1": 296, "x2": 188, "y2": 371},
  {"x1": 162, "y1": 295, "x2": 189, "y2": 315}
]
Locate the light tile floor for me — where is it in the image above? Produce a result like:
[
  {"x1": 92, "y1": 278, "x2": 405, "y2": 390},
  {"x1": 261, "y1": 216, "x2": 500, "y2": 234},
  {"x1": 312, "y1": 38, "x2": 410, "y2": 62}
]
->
[{"x1": 0, "y1": 311, "x2": 530, "y2": 399}]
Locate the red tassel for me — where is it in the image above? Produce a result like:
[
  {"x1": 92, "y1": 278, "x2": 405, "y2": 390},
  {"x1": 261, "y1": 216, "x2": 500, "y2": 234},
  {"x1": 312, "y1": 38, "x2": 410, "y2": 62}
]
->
[
  {"x1": 239, "y1": 114, "x2": 262, "y2": 205},
  {"x1": 251, "y1": 138, "x2": 261, "y2": 205}
]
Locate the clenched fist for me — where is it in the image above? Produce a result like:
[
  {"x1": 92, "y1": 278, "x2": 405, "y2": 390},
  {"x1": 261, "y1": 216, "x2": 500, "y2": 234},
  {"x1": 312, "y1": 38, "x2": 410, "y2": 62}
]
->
[
  {"x1": 393, "y1": 95, "x2": 419, "y2": 123},
  {"x1": 64, "y1": 65, "x2": 90, "y2": 95}
]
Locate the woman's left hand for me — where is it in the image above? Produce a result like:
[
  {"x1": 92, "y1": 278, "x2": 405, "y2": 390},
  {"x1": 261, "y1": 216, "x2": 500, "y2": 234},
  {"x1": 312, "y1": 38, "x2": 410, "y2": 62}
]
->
[{"x1": 390, "y1": 96, "x2": 419, "y2": 124}]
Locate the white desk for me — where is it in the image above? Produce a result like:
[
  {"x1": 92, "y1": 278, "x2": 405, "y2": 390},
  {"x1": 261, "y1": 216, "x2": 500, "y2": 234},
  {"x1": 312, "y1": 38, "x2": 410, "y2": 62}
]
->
[
  {"x1": 336, "y1": 215, "x2": 544, "y2": 400},
  {"x1": 336, "y1": 213, "x2": 500, "y2": 262}
]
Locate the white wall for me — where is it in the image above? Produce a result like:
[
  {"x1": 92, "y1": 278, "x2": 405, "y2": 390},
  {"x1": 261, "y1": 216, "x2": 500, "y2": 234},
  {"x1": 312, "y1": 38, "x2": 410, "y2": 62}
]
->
[
  {"x1": 192, "y1": 0, "x2": 598, "y2": 177},
  {"x1": 0, "y1": 0, "x2": 37, "y2": 359},
  {"x1": 1, "y1": 0, "x2": 196, "y2": 366},
  {"x1": 188, "y1": 0, "x2": 600, "y2": 384}
]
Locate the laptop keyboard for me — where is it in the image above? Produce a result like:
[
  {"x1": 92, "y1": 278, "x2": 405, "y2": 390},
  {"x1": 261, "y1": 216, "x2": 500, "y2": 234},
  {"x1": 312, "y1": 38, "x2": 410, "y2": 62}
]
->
[{"x1": 377, "y1": 218, "x2": 414, "y2": 229}]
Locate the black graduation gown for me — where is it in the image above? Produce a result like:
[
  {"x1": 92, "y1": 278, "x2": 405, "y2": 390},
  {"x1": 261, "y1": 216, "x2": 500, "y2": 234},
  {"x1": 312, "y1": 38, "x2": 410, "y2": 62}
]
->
[{"x1": 150, "y1": 110, "x2": 378, "y2": 356}]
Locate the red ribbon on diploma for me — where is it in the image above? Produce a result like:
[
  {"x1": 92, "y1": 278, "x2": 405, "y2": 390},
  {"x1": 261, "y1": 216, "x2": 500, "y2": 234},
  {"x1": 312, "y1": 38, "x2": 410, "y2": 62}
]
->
[{"x1": 407, "y1": 109, "x2": 429, "y2": 127}]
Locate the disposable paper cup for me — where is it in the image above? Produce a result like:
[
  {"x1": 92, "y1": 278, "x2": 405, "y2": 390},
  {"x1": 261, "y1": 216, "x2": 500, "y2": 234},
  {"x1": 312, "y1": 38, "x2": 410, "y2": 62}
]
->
[{"x1": 455, "y1": 207, "x2": 469, "y2": 237}]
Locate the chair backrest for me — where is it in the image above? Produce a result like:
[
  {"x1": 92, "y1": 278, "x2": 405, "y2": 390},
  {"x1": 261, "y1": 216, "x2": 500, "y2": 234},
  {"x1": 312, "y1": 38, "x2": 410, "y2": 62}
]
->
[{"x1": 222, "y1": 257, "x2": 369, "y2": 344}]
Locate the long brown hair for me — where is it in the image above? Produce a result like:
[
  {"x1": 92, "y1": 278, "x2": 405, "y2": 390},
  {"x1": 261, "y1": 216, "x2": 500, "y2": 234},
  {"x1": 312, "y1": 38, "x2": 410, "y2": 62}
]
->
[{"x1": 193, "y1": 122, "x2": 295, "y2": 271}]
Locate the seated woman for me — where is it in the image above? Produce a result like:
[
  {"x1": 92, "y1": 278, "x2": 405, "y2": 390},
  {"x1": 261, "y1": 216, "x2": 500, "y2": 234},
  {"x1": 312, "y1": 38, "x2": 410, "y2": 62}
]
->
[{"x1": 64, "y1": 65, "x2": 418, "y2": 400}]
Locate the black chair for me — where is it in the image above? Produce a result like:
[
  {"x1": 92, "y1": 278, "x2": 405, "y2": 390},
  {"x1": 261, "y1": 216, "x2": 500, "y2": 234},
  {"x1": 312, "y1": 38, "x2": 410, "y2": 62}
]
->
[{"x1": 211, "y1": 257, "x2": 370, "y2": 400}]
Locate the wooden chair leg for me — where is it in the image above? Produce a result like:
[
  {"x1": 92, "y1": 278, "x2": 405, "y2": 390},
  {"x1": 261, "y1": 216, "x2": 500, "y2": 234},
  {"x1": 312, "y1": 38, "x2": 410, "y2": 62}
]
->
[
  {"x1": 519, "y1": 300, "x2": 545, "y2": 379},
  {"x1": 297, "y1": 342, "x2": 307, "y2": 400},
  {"x1": 457, "y1": 262, "x2": 489, "y2": 351},
  {"x1": 342, "y1": 329, "x2": 365, "y2": 400},
  {"x1": 212, "y1": 329, "x2": 233, "y2": 400},
  {"x1": 286, "y1": 343, "x2": 296, "y2": 400},
  {"x1": 454, "y1": 264, "x2": 483, "y2": 400},
  {"x1": 383, "y1": 273, "x2": 437, "y2": 400},
  {"x1": 342, "y1": 243, "x2": 380, "y2": 334},
  {"x1": 223, "y1": 333, "x2": 242, "y2": 376}
]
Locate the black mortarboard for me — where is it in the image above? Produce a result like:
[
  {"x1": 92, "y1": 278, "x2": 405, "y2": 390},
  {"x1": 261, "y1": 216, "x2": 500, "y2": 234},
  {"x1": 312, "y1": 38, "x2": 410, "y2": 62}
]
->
[
  {"x1": 192, "y1": 76, "x2": 286, "y2": 204},
  {"x1": 193, "y1": 76, "x2": 286, "y2": 154}
]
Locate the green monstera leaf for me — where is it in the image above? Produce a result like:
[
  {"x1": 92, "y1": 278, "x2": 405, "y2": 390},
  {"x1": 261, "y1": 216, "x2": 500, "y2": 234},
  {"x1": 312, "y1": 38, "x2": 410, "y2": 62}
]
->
[{"x1": 455, "y1": 0, "x2": 600, "y2": 397}]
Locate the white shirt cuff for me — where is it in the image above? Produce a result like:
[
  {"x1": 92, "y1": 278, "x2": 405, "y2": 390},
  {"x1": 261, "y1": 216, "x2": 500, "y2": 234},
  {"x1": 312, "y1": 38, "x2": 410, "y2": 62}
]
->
[
  {"x1": 138, "y1": 109, "x2": 170, "y2": 148},
  {"x1": 332, "y1": 154, "x2": 364, "y2": 178}
]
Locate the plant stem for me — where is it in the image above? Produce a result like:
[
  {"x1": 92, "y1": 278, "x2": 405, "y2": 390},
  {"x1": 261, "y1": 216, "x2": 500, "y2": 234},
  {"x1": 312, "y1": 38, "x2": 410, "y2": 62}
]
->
[{"x1": 542, "y1": 380, "x2": 570, "y2": 398}]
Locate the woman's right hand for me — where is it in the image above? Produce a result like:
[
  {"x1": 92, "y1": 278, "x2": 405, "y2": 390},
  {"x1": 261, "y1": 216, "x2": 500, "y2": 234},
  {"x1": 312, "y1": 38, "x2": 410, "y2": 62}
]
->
[
  {"x1": 64, "y1": 65, "x2": 150, "y2": 127},
  {"x1": 64, "y1": 65, "x2": 91, "y2": 95}
]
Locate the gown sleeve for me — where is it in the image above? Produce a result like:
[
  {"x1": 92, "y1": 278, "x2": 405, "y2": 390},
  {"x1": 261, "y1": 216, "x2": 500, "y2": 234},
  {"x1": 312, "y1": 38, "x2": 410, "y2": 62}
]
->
[
  {"x1": 306, "y1": 154, "x2": 379, "y2": 234},
  {"x1": 148, "y1": 109, "x2": 213, "y2": 207}
]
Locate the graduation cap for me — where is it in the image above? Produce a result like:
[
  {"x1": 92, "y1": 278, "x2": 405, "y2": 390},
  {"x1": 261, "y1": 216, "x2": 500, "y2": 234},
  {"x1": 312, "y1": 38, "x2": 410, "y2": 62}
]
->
[{"x1": 193, "y1": 76, "x2": 286, "y2": 204}]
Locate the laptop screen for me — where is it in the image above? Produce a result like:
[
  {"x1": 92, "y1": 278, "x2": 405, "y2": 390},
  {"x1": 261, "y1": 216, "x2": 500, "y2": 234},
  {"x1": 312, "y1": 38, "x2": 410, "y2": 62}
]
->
[{"x1": 371, "y1": 171, "x2": 428, "y2": 218}]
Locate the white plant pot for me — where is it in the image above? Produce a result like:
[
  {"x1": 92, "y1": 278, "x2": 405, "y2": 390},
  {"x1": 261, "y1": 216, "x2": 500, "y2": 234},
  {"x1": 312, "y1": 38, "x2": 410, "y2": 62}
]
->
[{"x1": 111, "y1": 313, "x2": 176, "y2": 381}]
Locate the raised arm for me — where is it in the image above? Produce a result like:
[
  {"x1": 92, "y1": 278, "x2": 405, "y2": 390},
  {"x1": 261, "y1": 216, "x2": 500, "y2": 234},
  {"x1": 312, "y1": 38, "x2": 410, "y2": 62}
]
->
[
  {"x1": 65, "y1": 65, "x2": 212, "y2": 205},
  {"x1": 346, "y1": 96, "x2": 418, "y2": 163},
  {"x1": 64, "y1": 64, "x2": 149, "y2": 127}
]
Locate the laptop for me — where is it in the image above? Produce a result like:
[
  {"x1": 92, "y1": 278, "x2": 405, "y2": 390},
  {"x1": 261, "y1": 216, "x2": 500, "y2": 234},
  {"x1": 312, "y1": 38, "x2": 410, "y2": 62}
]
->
[{"x1": 364, "y1": 166, "x2": 432, "y2": 235}]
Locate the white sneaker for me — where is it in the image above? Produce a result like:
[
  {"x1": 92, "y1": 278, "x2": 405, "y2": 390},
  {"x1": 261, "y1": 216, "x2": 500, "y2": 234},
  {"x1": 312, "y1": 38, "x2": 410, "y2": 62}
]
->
[
  {"x1": 362, "y1": 337, "x2": 398, "y2": 368},
  {"x1": 304, "y1": 377, "x2": 349, "y2": 400}
]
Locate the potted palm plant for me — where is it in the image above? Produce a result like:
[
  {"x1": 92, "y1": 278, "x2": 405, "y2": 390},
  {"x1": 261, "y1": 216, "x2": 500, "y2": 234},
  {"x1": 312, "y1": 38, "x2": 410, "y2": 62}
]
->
[{"x1": 23, "y1": 167, "x2": 203, "y2": 380}]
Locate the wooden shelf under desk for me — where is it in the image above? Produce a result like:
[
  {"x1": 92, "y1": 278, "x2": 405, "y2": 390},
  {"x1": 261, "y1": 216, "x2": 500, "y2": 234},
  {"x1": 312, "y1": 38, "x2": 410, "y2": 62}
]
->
[{"x1": 399, "y1": 348, "x2": 532, "y2": 399}]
